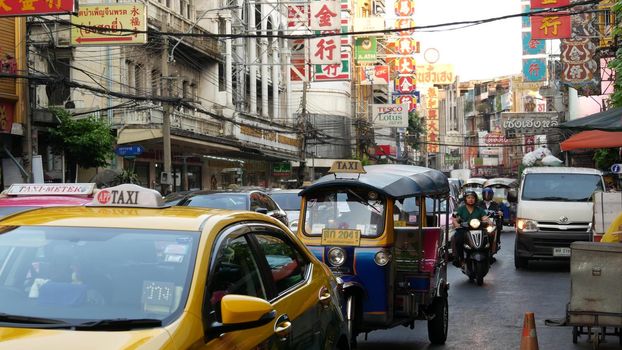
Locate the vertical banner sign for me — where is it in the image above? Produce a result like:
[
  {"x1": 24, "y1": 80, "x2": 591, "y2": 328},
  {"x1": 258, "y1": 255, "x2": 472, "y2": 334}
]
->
[
  {"x1": 522, "y1": 3, "x2": 531, "y2": 28},
  {"x1": 0, "y1": 0, "x2": 75, "y2": 16},
  {"x1": 522, "y1": 58, "x2": 547, "y2": 81},
  {"x1": 394, "y1": 0, "x2": 415, "y2": 16},
  {"x1": 531, "y1": 12, "x2": 571, "y2": 39},
  {"x1": 396, "y1": 76, "x2": 416, "y2": 93},
  {"x1": 426, "y1": 87, "x2": 439, "y2": 153},
  {"x1": 560, "y1": 39, "x2": 599, "y2": 86},
  {"x1": 310, "y1": 0, "x2": 341, "y2": 64},
  {"x1": 0, "y1": 101, "x2": 14, "y2": 133},
  {"x1": 392, "y1": 94, "x2": 418, "y2": 112},
  {"x1": 395, "y1": 57, "x2": 416, "y2": 75},
  {"x1": 72, "y1": 4, "x2": 147, "y2": 45}
]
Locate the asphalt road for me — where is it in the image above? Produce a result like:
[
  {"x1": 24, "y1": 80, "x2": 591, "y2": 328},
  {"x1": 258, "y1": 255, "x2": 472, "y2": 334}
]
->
[{"x1": 356, "y1": 228, "x2": 622, "y2": 350}]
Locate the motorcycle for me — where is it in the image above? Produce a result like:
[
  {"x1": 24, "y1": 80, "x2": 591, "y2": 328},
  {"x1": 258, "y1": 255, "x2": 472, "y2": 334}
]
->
[
  {"x1": 453, "y1": 215, "x2": 495, "y2": 286},
  {"x1": 484, "y1": 209, "x2": 502, "y2": 256}
]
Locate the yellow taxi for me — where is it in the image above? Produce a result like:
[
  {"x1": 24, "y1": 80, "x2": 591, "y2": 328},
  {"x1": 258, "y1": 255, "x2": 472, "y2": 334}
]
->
[{"x1": 0, "y1": 184, "x2": 349, "y2": 350}]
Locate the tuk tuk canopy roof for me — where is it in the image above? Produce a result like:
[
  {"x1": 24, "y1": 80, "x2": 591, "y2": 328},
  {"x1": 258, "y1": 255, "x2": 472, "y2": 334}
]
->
[
  {"x1": 462, "y1": 178, "x2": 487, "y2": 187},
  {"x1": 301, "y1": 164, "x2": 449, "y2": 199},
  {"x1": 558, "y1": 107, "x2": 622, "y2": 131}
]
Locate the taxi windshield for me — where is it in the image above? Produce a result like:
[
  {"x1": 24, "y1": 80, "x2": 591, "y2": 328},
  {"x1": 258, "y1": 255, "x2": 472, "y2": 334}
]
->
[
  {"x1": 0, "y1": 226, "x2": 198, "y2": 327},
  {"x1": 303, "y1": 189, "x2": 386, "y2": 237}
]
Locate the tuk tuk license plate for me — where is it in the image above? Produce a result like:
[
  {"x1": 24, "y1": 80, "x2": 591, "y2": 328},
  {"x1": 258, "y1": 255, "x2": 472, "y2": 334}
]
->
[
  {"x1": 553, "y1": 247, "x2": 571, "y2": 257},
  {"x1": 321, "y1": 229, "x2": 361, "y2": 246}
]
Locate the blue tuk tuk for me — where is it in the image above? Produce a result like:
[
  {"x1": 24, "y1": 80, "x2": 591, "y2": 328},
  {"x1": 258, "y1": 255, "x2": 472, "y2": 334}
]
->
[
  {"x1": 483, "y1": 177, "x2": 518, "y2": 226},
  {"x1": 296, "y1": 161, "x2": 451, "y2": 346}
]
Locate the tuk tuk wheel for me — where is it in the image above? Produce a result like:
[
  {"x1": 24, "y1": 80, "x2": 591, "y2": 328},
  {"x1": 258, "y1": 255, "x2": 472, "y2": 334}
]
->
[
  {"x1": 345, "y1": 294, "x2": 361, "y2": 348},
  {"x1": 572, "y1": 326, "x2": 579, "y2": 344},
  {"x1": 427, "y1": 297, "x2": 448, "y2": 344}
]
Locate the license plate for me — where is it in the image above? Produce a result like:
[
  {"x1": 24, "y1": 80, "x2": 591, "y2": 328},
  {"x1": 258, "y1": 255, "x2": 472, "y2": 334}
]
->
[
  {"x1": 553, "y1": 247, "x2": 571, "y2": 257},
  {"x1": 321, "y1": 229, "x2": 361, "y2": 246}
]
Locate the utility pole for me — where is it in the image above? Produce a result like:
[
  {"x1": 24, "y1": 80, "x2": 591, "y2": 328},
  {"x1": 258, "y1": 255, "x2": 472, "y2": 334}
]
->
[
  {"x1": 297, "y1": 80, "x2": 309, "y2": 187},
  {"x1": 161, "y1": 23, "x2": 173, "y2": 194}
]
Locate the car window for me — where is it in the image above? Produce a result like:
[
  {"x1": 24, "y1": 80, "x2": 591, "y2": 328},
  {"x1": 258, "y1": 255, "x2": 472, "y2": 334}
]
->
[
  {"x1": 254, "y1": 234, "x2": 309, "y2": 295},
  {"x1": 261, "y1": 194, "x2": 278, "y2": 212},
  {"x1": 207, "y1": 235, "x2": 267, "y2": 308},
  {"x1": 270, "y1": 192, "x2": 301, "y2": 211},
  {"x1": 184, "y1": 194, "x2": 247, "y2": 210}
]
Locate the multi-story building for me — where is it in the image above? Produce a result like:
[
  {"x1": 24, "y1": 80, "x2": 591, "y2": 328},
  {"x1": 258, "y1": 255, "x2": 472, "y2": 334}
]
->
[{"x1": 26, "y1": 0, "x2": 299, "y2": 191}]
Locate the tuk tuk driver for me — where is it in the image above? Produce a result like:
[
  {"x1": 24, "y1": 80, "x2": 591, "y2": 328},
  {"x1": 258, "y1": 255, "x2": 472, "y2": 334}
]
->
[{"x1": 451, "y1": 190, "x2": 489, "y2": 267}]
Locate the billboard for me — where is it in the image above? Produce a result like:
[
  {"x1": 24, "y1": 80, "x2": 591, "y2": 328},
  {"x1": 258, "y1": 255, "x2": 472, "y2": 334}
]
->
[
  {"x1": 372, "y1": 104, "x2": 408, "y2": 128},
  {"x1": 72, "y1": 4, "x2": 147, "y2": 45},
  {"x1": 0, "y1": 0, "x2": 75, "y2": 16}
]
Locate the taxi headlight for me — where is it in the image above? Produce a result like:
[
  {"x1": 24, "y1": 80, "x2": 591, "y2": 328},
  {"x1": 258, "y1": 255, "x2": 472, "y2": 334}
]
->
[
  {"x1": 328, "y1": 247, "x2": 346, "y2": 266},
  {"x1": 469, "y1": 218, "x2": 481, "y2": 229},
  {"x1": 486, "y1": 225, "x2": 495, "y2": 233},
  {"x1": 517, "y1": 219, "x2": 538, "y2": 233},
  {"x1": 374, "y1": 249, "x2": 392, "y2": 266}
]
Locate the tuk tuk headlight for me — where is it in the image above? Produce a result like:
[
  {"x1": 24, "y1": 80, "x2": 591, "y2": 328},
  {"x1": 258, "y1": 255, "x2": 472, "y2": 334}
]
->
[
  {"x1": 469, "y1": 218, "x2": 481, "y2": 229},
  {"x1": 328, "y1": 247, "x2": 346, "y2": 266},
  {"x1": 374, "y1": 249, "x2": 392, "y2": 266}
]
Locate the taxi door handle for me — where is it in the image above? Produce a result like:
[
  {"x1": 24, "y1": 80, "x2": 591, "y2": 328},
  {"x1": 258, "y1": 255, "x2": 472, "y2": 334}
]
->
[
  {"x1": 275, "y1": 320, "x2": 292, "y2": 338},
  {"x1": 318, "y1": 287, "x2": 331, "y2": 307}
]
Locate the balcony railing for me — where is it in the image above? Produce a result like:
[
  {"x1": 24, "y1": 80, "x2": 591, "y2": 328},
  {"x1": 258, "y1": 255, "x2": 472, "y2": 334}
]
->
[
  {"x1": 148, "y1": 3, "x2": 222, "y2": 60},
  {"x1": 113, "y1": 106, "x2": 223, "y2": 136}
]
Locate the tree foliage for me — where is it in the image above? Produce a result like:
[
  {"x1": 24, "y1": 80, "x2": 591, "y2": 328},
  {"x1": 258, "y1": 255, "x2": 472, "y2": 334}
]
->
[
  {"x1": 406, "y1": 111, "x2": 425, "y2": 151},
  {"x1": 608, "y1": 1, "x2": 622, "y2": 108},
  {"x1": 48, "y1": 108, "x2": 116, "y2": 170}
]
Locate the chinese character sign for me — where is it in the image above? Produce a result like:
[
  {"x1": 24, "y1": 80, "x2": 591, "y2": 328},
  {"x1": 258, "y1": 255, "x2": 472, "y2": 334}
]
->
[
  {"x1": 522, "y1": 32, "x2": 546, "y2": 55},
  {"x1": 314, "y1": 51, "x2": 350, "y2": 80},
  {"x1": 522, "y1": 58, "x2": 547, "y2": 81},
  {"x1": 426, "y1": 87, "x2": 439, "y2": 153},
  {"x1": 310, "y1": 1, "x2": 340, "y2": 30},
  {"x1": 560, "y1": 38, "x2": 599, "y2": 85},
  {"x1": 72, "y1": 4, "x2": 147, "y2": 45},
  {"x1": 0, "y1": 0, "x2": 75, "y2": 16},
  {"x1": 531, "y1": 12, "x2": 571, "y2": 39},
  {"x1": 530, "y1": 0, "x2": 570, "y2": 8}
]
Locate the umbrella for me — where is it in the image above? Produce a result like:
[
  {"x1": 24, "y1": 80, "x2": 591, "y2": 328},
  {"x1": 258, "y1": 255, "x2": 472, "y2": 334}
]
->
[
  {"x1": 558, "y1": 107, "x2": 622, "y2": 131},
  {"x1": 560, "y1": 130, "x2": 622, "y2": 151}
]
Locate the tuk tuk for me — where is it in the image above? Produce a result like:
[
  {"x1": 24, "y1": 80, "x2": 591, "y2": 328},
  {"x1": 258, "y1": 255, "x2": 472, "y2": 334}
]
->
[
  {"x1": 297, "y1": 161, "x2": 451, "y2": 346},
  {"x1": 460, "y1": 177, "x2": 487, "y2": 201},
  {"x1": 483, "y1": 177, "x2": 518, "y2": 226}
]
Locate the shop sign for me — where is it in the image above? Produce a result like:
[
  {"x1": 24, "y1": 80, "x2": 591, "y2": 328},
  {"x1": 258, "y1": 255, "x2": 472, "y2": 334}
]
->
[
  {"x1": 375, "y1": 144, "x2": 396, "y2": 156},
  {"x1": 522, "y1": 32, "x2": 546, "y2": 55},
  {"x1": 287, "y1": 4, "x2": 309, "y2": 29},
  {"x1": 394, "y1": 57, "x2": 416, "y2": 75},
  {"x1": 115, "y1": 145, "x2": 144, "y2": 157},
  {"x1": 522, "y1": 58, "x2": 547, "y2": 82},
  {"x1": 372, "y1": 104, "x2": 408, "y2": 128},
  {"x1": 71, "y1": 4, "x2": 147, "y2": 45},
  {"x1": 444, "y1": 154, "x2": 461, "y2": 165},
  {"x1": 392, "y1": 94, "x2": 418, "y2": 112},
  {"x1": 272, "y1": 163, "x2": 292, "y2": 177},
  {"x1": 394, "y1": 0, "x2": 415, "y2": 17},
  {"x1": 310, "y1": 1, "x2": 340, "y2": 30},
  {"x1": 394, "y1": 18, "x2": 415, "y2": 36},
  {"x1": 359, "y1": 65, "x2": 389, "y2": 85},
  {"x1": 531, "y1": 12, "x2": 571, "y2": 39},
  {"x1": 416, "y1": 64, "x2": 455, "y2": 85},
  {"x1": 484, "y1": 133, "x2": 510, "y2": 145},
  {"x1": 314, "y1": 51, "x2": 350, "y2": 81},
  {"x1": 395, "y1": 75, "x2": 416, "y2": 93},
  {"x1": 355, "y1": 37, "x2": 377, "y2": 62},
  {"x1": 501, "y1": 112, "x2": 560, "y2": 134},
  {"x1": 0, "y1": 101, "x2": 14, "y2": 133},
  {"x1": 560, "y1": 38, "x2": 599, "y2": 85},
  {"x1": 530, "y1": 0, "x2": 570, "y2": 9},
  {"x1": 0, "y1": 0, "x2": 75, "y2": 16}
]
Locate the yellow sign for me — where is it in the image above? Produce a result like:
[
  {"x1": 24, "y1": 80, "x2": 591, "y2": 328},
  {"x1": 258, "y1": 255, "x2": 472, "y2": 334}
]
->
[
  {"x1": 71, "y1": 4, "x2": 147, "y2": 46},
  {"x1": 321, "y1": 229, "x2": 361, "y2": 246},
  {"x1": 328, "y1": 160, "x2": 366, "y2": 174}
]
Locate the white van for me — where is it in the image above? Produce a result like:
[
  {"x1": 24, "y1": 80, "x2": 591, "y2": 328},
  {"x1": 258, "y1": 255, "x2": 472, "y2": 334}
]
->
[{"x1": 514, "y1": 167, "x2": 604, "y2": 268}]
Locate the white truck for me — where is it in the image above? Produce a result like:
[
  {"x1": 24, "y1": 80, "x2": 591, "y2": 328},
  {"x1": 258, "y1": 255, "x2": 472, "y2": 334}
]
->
[{"x1": 514, "y1": 167, "x2": 605, "y2": 269}]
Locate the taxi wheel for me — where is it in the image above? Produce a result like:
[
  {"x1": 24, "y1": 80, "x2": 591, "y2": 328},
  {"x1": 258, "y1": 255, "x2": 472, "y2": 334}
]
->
[{"x1": 427, "y1": 297, "x2": 448, "y2": 345}]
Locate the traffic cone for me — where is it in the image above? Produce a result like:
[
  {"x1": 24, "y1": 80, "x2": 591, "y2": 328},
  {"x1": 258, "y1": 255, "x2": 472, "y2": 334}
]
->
[{"x1": 520, "y1": 312, "x2": 539, "y2": 350}]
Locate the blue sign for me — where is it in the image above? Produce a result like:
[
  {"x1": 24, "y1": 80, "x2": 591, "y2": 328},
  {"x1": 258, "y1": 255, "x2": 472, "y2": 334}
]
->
[
  {"x1": 115, "y1": 145, "x2": 144, "y2": 157},
  {"x1": 522, "y1": 32, "x2": 545, "y2": 56},
  {"x1": 611, "y1": 163, "x2": 622, "y2": 174},
  {"x1": 522, "y1": 58, "x2": 547, "y2": 82}
]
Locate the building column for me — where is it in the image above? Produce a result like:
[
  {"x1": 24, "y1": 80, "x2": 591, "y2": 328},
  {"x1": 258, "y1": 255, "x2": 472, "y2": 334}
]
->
[
  {"x1": 225, "y1": 15, "x2": 233, "y2": 107},
  {"x1": 260, "y1": 6, "x2": 269, "y2": 118},
  {"x1": 248, "y1": 2, "x2": 257, "y2": 115},
  {"x1": 272, "y1": 34, "x2": 279, "y2": 120}
]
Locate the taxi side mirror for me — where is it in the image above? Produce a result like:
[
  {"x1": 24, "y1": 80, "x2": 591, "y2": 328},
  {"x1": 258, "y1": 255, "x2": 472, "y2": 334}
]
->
[{"x1": 206, "y1": 295, "x2": 276, "y2": 339}]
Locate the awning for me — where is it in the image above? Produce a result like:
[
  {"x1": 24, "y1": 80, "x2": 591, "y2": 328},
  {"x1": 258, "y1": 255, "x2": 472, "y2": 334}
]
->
[
  {"x1": 117, "y1": 128, "x2": 240, "y2": 152},
  {"x1": 560, "y1": 130, "x2": 622, "y2": 151},
  {"x1": 559, "y1": 107, "x2": 622, "y2": 131}
]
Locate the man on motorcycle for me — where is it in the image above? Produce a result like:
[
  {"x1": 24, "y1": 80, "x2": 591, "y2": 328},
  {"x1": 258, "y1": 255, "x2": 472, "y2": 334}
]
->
[
  {"x1": 451, "y1": 190, "x2": 489, "y2": 267},
  {"x1": 478, "y1": 187, "x2": 503, "y2": 250}
]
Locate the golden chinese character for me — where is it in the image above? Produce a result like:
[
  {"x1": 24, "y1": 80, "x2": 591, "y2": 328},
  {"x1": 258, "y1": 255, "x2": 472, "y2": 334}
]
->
[
  {"x1": 541, "y1": 0, "x2": 558, "y2": 4},
  {"x1": 20, "y1": 0, "x2": 38, "y2": 11},
  {"x1": 539, "y1": 16, "x2": 561, "y2": 36},
  {"x1": 0, "y1": 0, "x2": 12, "y2": 11},
  {"x1": 46, "y1": 0, "x2": 61, "y2": 9}
]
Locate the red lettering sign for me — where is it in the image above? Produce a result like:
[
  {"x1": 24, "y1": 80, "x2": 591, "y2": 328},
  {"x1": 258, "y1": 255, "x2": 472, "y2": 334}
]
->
[
  {"x1": 0, "y1": 0, "x2": 75, "y2": 16},
  {"x1": 530, "y1": 0, "x2": 570, "y2": 9},
  {"x1": 531, "y1": 12, "x2": 571, "y2": 39}
]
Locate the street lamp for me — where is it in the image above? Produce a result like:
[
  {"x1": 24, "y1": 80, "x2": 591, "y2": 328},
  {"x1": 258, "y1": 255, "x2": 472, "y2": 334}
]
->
[{"x1": 169, "y1": 5, "x2": 239, "y2": 63}]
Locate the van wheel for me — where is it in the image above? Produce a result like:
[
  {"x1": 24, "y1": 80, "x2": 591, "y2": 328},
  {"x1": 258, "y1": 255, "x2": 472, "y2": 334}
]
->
[
  {"x1": 428, "y1": 297, "x2": 448, "y2": 344},
  {"x1": 514, "y1": 245, "x2": 528, "y2": 269}
]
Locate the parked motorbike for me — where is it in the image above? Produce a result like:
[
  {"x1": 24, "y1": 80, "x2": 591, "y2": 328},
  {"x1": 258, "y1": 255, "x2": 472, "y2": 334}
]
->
[{"x1": 453, "y1": 215, "x2": 494, "y2": 286}]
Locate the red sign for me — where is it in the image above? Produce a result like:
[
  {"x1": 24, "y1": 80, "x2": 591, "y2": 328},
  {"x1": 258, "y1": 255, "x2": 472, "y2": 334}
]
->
[
  {"x1": 531, "y1": 12, "x2": 571, "y2": 39},
  {"x1": 287, "y1": 5, "x2": 309, "y2": 28},
  {"x1": 395, "y1": 76, "x2": 416, "y2": 93},
  {"x1": 290, "y1": 57, "x2": 308, "y2": 81},
  {"x1": 0, "y1": 101, "x2": 14, "y2": 133},
  {"x1": 530, "y1": 0, "x2": 570, "y2": 9},
  {"x1": 393, "y1": 95, "x2": 417, "y2": 112},
  {"x1": 394, "y1": 0, "x2": 414, "y2": 17},
  {"x1": 0, "y1": 0, "x2": 75, "y2": 16},
  {"x1": 375, "y1": 145, "x2": 396, "y2": 156},
  {"x1": 395, "y1": 57, "x2": 416, "y2": 75},
  {"x1": 396, "y1": 38, "x2": 418, "y2": 55},
  {"x1": 395, "y1": 19, "x2": 415, "y2": 36}
]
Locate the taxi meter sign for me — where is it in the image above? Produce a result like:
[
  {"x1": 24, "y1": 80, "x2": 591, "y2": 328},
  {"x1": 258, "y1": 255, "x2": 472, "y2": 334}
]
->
[
  {"x1": 6, "y1": 183, "x2": 95, "y2": 196},
  {"x1": 91, "y1": 184, "x2": 164, "y2": 207},
  {"x1": 328, "y1": 160, "x2": 366, "y2": 174}
]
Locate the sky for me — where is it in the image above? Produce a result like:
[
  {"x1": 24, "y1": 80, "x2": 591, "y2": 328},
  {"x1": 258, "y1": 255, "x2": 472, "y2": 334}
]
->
[{"x1": 406, "y1": 0, "x2": 524, "y2": 82}]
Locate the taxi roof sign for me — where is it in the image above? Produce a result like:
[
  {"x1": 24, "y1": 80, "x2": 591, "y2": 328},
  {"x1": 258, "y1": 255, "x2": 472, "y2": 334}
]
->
[
  {"x1": 328, "y1": 160, "x2": 366, "y2": 174},
  {"x1": 6, "y1": 183, "x2": 96, "y2": 196},
  {"x1": 90, "y1": 184, "x2": 165, "y2": 208}
]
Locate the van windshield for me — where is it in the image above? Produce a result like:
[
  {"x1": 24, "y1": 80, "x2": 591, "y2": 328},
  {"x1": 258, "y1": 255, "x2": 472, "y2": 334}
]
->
[{"x1": 522, "y1": 173, "x2": 604, "y2": 202}]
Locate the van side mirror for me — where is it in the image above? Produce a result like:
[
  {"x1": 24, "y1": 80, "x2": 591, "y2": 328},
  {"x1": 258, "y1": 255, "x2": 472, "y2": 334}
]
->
[{"x1": 507, "y1": 189, "x2": 518, "y2": 203}]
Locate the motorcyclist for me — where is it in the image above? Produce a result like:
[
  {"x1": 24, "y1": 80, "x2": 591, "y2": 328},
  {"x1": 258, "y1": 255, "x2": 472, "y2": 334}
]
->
[
  {"x1": 451, "y1": 190, "x2": 489, "y2": 267},
  {"x1": 478, "y1": 187, "x2": 503, "y2": 250}
]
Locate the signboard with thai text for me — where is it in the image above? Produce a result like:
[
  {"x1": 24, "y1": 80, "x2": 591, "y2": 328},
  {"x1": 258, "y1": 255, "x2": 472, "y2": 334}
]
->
[
  {"x1": 0, "y1": 0, "x2": 75, "y2": 16},
  {"x1": 416, "y1": 64, "x2": 455, "y2": 85},
  {"x1": 372, "y1": 104, "x2": 408, "y2": 128},
  {"x1": 72, "y1": 4, "x2": 147, "y2": 45},
  {"x1": 501, "y1": 112, "x2": 560, "y2": 134},
  {"x1": 355, "y1": 37, "x2": 377, "y2": 62}
]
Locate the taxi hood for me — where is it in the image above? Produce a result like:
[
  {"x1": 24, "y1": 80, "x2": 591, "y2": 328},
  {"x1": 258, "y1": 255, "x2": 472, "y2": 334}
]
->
[{"x1": 0, "y1": 326, "x2": 174, "y2": 350}]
